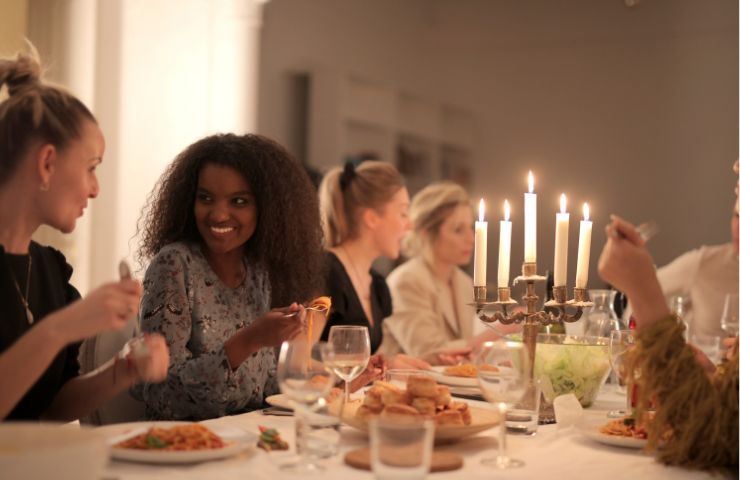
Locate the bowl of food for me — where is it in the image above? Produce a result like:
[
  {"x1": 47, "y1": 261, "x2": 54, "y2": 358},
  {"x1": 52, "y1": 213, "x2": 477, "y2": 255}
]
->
[
  {"x1": 0, "y1": 423, "x2": 108, "y2": 480},
  {"x1": 329, "y1": 373, "x2": 500, "y2": 441},
  {"x1": 534, "y1": 333, "x2": 611, "y2": 408}
]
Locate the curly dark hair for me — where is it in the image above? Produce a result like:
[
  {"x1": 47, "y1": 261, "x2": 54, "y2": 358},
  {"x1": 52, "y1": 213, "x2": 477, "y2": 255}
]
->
[{"x1": 137, "y1": 133, "x2": 325, "y2": 307}]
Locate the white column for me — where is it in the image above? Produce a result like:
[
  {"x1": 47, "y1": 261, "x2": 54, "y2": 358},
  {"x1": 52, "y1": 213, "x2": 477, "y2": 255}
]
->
[{"x1": 28, "y1": 0, "x2": 98, "y2": 295}]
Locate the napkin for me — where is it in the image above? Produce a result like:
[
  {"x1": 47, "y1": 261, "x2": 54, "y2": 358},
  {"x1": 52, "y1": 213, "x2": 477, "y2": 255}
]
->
[{"x1": 553, "y1": 393, "x2": 583, "y2": 429}]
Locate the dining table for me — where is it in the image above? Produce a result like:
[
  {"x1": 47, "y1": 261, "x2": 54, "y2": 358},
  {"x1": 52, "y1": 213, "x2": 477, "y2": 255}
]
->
[{"x1": 98, "y1": 384, "x2": 723, "y2": 480}]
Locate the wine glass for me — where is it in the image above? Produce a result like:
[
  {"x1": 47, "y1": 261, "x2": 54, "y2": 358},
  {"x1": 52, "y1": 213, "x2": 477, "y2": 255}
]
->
[
  {"x1": 476, "y1": 340, "x2": 530, "y2": 469},
  {"x1": 607, "y1": 330, "x2": 636, "y2": 418},
  {"x1": 721, "y1": 293, "x2": 739, "y2": 337},
  {"x1": 326, "y1": 325, "x2": 371, "y2": 404},
  {"x1": 277, "y1": 340, "x2": 337, "y2": 473}
]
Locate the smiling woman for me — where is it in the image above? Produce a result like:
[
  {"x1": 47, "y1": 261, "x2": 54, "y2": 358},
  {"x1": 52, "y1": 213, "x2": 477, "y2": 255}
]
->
[
  {"x1": 0, "y1": 48, "x2": 169, "y2": 422},
  {"x1": 134, "y1": 133, "x2": 326, "y2": 420}
]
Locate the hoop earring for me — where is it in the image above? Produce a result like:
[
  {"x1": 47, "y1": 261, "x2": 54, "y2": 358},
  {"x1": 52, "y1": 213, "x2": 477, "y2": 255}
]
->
[{"x1": 39, "y1": 183, "x2": 49, "y2": 192}]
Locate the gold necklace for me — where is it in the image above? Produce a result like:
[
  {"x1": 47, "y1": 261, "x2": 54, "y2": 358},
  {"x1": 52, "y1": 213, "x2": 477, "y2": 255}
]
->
[{"x1": 9, "y1": 255, "x2": 33, "y2": 324}]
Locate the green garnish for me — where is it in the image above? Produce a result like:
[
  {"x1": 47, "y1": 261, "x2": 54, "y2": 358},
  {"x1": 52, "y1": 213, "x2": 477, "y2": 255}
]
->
[{"x1": 145, "y1": 434, "x2": 168, "y2": 449}]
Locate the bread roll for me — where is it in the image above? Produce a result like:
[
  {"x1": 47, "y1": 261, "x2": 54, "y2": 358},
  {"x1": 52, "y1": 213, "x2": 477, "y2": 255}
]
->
[
  {"x1": 434, "y1": 410, "x2": 464, "y2": 426},
  {"x1": 411, "y1": 397, "x2": 436, "y2": 416},
  {"x1": 407, "y1": 375, "x2": 437, "y2": 398},
  {"x1": 381, "y1": 404, "x2": 423, "y2": 424},
  {"x1": 434, "y1": 385, "x2": 451, "y2": 407}
]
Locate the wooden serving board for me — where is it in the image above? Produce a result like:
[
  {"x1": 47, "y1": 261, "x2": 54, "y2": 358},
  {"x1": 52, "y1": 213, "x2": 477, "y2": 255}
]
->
[{"x1": 344, "y1": 448, "x2": 463, "y2": 472}]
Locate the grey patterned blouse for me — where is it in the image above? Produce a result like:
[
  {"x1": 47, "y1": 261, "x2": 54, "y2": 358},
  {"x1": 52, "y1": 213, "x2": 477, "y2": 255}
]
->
[{"x1": 135, "y1": 242, "x2": 277, "y2": 420}]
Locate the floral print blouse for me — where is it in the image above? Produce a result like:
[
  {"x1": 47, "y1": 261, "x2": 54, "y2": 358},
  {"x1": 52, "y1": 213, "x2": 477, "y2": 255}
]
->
[{"x1": 136, "y1": 242, "x2": 276, "y2": 420}]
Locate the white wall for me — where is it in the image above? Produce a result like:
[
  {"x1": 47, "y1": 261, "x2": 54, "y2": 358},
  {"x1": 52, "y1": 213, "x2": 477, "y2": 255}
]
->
[
  {"x1": 26, "y1": 0, "x2": 267, "y2": 292},
  {"x1": 258, "y1": 0, "x2": 738, "y2": 289}
]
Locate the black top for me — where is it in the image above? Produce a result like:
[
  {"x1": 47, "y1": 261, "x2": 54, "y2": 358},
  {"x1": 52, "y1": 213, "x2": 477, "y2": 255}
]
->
[
  {"x1": 0, "y1": 242, "x2": 81, "y2": 420},
  {"x1": 320, "y1": 251, "x2": 391, "y2": 354}
]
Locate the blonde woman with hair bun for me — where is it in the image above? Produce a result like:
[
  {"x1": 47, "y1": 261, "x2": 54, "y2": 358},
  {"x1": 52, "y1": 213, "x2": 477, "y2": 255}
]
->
[
  {"x1": 0, "y1": 48, "x2": 168, "y2": 421},
  {"x1": 382, "y1": 182, "x2": 518, "y2": 363},
  {"x1": 319, "y1": 160, "x2": 433, "y2": 370}
]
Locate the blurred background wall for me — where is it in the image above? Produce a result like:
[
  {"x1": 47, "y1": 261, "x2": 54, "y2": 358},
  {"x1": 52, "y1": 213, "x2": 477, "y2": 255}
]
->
[{"x1": 0, "y1": 0, "x2": 737, "y2": 294}]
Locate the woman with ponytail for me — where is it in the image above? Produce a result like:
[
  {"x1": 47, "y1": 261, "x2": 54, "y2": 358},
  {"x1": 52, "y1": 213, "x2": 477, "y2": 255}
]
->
[{"x1": 0, "y1": 49, "x2": 168, "y2": 421}]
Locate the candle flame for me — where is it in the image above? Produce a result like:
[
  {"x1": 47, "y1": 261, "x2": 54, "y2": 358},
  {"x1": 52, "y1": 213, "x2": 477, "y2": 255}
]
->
[
  {"x1": 504, "y1": 199, "x2": 510, "y2": 221},
  {"x1": 528, "y1": 171, "x2": 534, "y2": 193},
  {"x1": 560, "y1": 194, "x2": 567, "y2": 214},
  {"x1": 478, "y1": 199, "x2": 485, "y2": 222},
  {"x1": 583, "y1": 203, "x2": 590, "y2": 221}
]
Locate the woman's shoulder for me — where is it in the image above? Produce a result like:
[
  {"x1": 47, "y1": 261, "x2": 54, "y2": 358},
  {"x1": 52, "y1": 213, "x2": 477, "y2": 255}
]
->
[
  {"x1": 29, "y1": 241, "x2": 74, "y2": 282},
  {"x1": 146, "y1": 242, "x2": 202, "y2": 277},
  {"x1": 387, "y1": 257, "x2": 432, "y2": 288}
]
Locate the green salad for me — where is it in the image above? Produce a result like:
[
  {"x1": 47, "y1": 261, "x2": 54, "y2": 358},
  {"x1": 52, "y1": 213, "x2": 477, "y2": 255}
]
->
[{"x1": 534, "y1": 340, "x2": 611, "y2": 407}]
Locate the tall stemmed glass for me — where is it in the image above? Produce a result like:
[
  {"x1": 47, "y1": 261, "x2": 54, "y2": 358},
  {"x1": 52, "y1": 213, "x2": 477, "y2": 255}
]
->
[
  {"x1": 476, "y1": 340, "x2": 530, "y2": 469},
  {"x1": 721, "y1": 293, "x2": 739, "y2": 337},
  {"x1": 607, "y1": 330, "x2": 636, "y2": 418},
  {"x1": 326, "y1": 326, "x2": 371, "y2": 404},
  {"x1": 277, "y1": 340, "x2": 337, "y2": 473}
]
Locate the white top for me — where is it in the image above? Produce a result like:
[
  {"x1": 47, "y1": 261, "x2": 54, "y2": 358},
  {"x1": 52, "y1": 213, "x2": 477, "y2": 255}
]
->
[{"x1": 624, "y1": 243, "x2": 738, "y2": 336}]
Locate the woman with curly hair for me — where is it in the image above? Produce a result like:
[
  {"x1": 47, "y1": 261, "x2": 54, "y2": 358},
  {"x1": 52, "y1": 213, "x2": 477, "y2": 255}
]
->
[{"x1": 135, "y1": 133, "x2": 325, "y2": 420}]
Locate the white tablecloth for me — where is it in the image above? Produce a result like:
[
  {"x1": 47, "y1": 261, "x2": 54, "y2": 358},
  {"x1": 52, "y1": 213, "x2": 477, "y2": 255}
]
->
[{"x1": 101, "y1": 385, "x2": 721, "y2": 480}]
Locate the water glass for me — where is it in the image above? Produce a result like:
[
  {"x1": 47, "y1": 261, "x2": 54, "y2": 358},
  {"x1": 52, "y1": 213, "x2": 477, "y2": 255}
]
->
[
  {"x1": 506, "y1": 379, "x2": 541, "y2": 436},
  {"x1": 295, "y1": 405, "x2": 342, "y2": 460},
  {"x1": 277, "y1": 340, "x2": 337, "y2": 473},
  {"x1": 369, "y1": 418, "x2": 434, "y2": 480},
  {"x1": 721, "y1": 293, "x2": 739, "y2": 337},
  {"x1": 690, "y1": 333, "x2": 722, "y2": 364},
  {"x1": 476, "y1": 340, "x2": 530, "y2": 469},
  {"x1": 608, "y1": 330, "x2": 636, "y2": 418}
]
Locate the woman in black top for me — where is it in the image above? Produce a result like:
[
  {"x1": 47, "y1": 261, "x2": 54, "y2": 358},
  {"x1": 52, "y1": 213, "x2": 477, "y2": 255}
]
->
[
  {"x1": 0, "y1": 50, "x2": 169, "y2": 421},
  {"x1": 324, "y1": 251, "x2": 391, "y2": 353},
  {"x1": 318, "y1": 161, "x2": 429, "y2": 369}
]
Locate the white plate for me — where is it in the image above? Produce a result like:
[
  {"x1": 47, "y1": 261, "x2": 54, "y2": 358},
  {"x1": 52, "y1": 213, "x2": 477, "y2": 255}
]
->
[
  {"x1": 265, "y1": 394, "x2": 294, "y2": 411},
  {"x1": 577, "y1": 420, "x2": 648, "y2": 449},
  {"x1": 429, "y1": 366, "x2": 479, "y2": 387},
  {"x1": 98, "y1": 421, "x2": 256, "y2": 464}
]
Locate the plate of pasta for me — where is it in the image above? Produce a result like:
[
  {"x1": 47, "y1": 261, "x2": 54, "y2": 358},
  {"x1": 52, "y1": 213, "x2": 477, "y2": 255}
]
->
[
  {"x1": 429, "y1": 364, "x2": 495, "y2": 388},
  {"x1": 577, "y1": 417, "x2": 648, "y2": 449},
  {"x1": 99, "y1": 422, "x2": 256, "y2": 463}
]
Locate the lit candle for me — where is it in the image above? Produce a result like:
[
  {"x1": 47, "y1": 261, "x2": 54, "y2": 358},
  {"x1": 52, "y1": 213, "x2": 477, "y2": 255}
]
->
[
  {"x1": 553, "y1": 194, "x2": 569, "y2": 287},
  {"x1": 474, "y1": 199, "x2": 488, "y2": 287},
  {"x1": 524, "y1": 171, "x2": 537, "y2": 263},
  {"x1": 575, "y1": 203, "x2": 592, "y2": 289},
  {"x1": 497, "y1": 200, "x2": 512, "y2": 288}
]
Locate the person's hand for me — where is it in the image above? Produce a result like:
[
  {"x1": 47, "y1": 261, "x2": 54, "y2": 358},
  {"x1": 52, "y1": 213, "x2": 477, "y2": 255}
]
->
[
  {"x1": 688, "y1": 343, "x2": 717, "y2": 375},
  {"x1": 248, "y1": 303, "x2": 305, "y2": 347},
  {"x1": 723, "y1": 336, "x2": 738, "y2": 361},
  {"x1": 388, "y1": 353, "x2": 431, "y2": 370},
  {"x1": 348, "y1": 354, "x2": 386, "y2": 392},
  {"x1": 597, "y1": 215, "x2": 669, "y2": 328},
  {"x1": 426, "y1": 347, "x2": 472, "y2": 366},
  {"x1": 127, "y1": 333, "x2": 170, "y2": 383},
  {"x1": 48, "y1": 279, "x2": 143, "y2": 344}
]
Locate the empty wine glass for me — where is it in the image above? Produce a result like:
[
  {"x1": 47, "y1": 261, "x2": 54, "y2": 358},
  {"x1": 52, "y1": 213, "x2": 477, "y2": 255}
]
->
[
  {"x1": 476, "y1": 340, "x2": 530, "y2": 469},
  {"x1": 607, "y1": 330, "x2": 636, "y2": 418},
  {"x1": 277, "y1": 340, "x2": 337, "y2": 473},
  {"x1": 326, "y1": 325, "x2": 371, "y2": 404},
  {"x1": 721, "y1": 293, "x2": 739, "y2": 337}
]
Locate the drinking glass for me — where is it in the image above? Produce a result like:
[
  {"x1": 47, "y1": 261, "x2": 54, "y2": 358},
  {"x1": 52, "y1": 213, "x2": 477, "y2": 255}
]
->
[
  {"x1": 326, "y1": 325, "x2": 371, "y2": 404},
  {"x1": 607, "y1": 330, "x2": 636, "y2": 418},
  {"x1": 721, "y1": 293, "x2": 739, "y2": 337},
  {"x1": 690, "y1": 333, "x2": 722, "y2": 364},
  {"x1": 369, "y1": 418, "x2": 434, "y2": 480},
  {"x1": 476, "y1": 340, "x2": 530, "y2": 469},
  {"x1": 277, "y1": 340, "x2": 337, "y2": 473}
]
